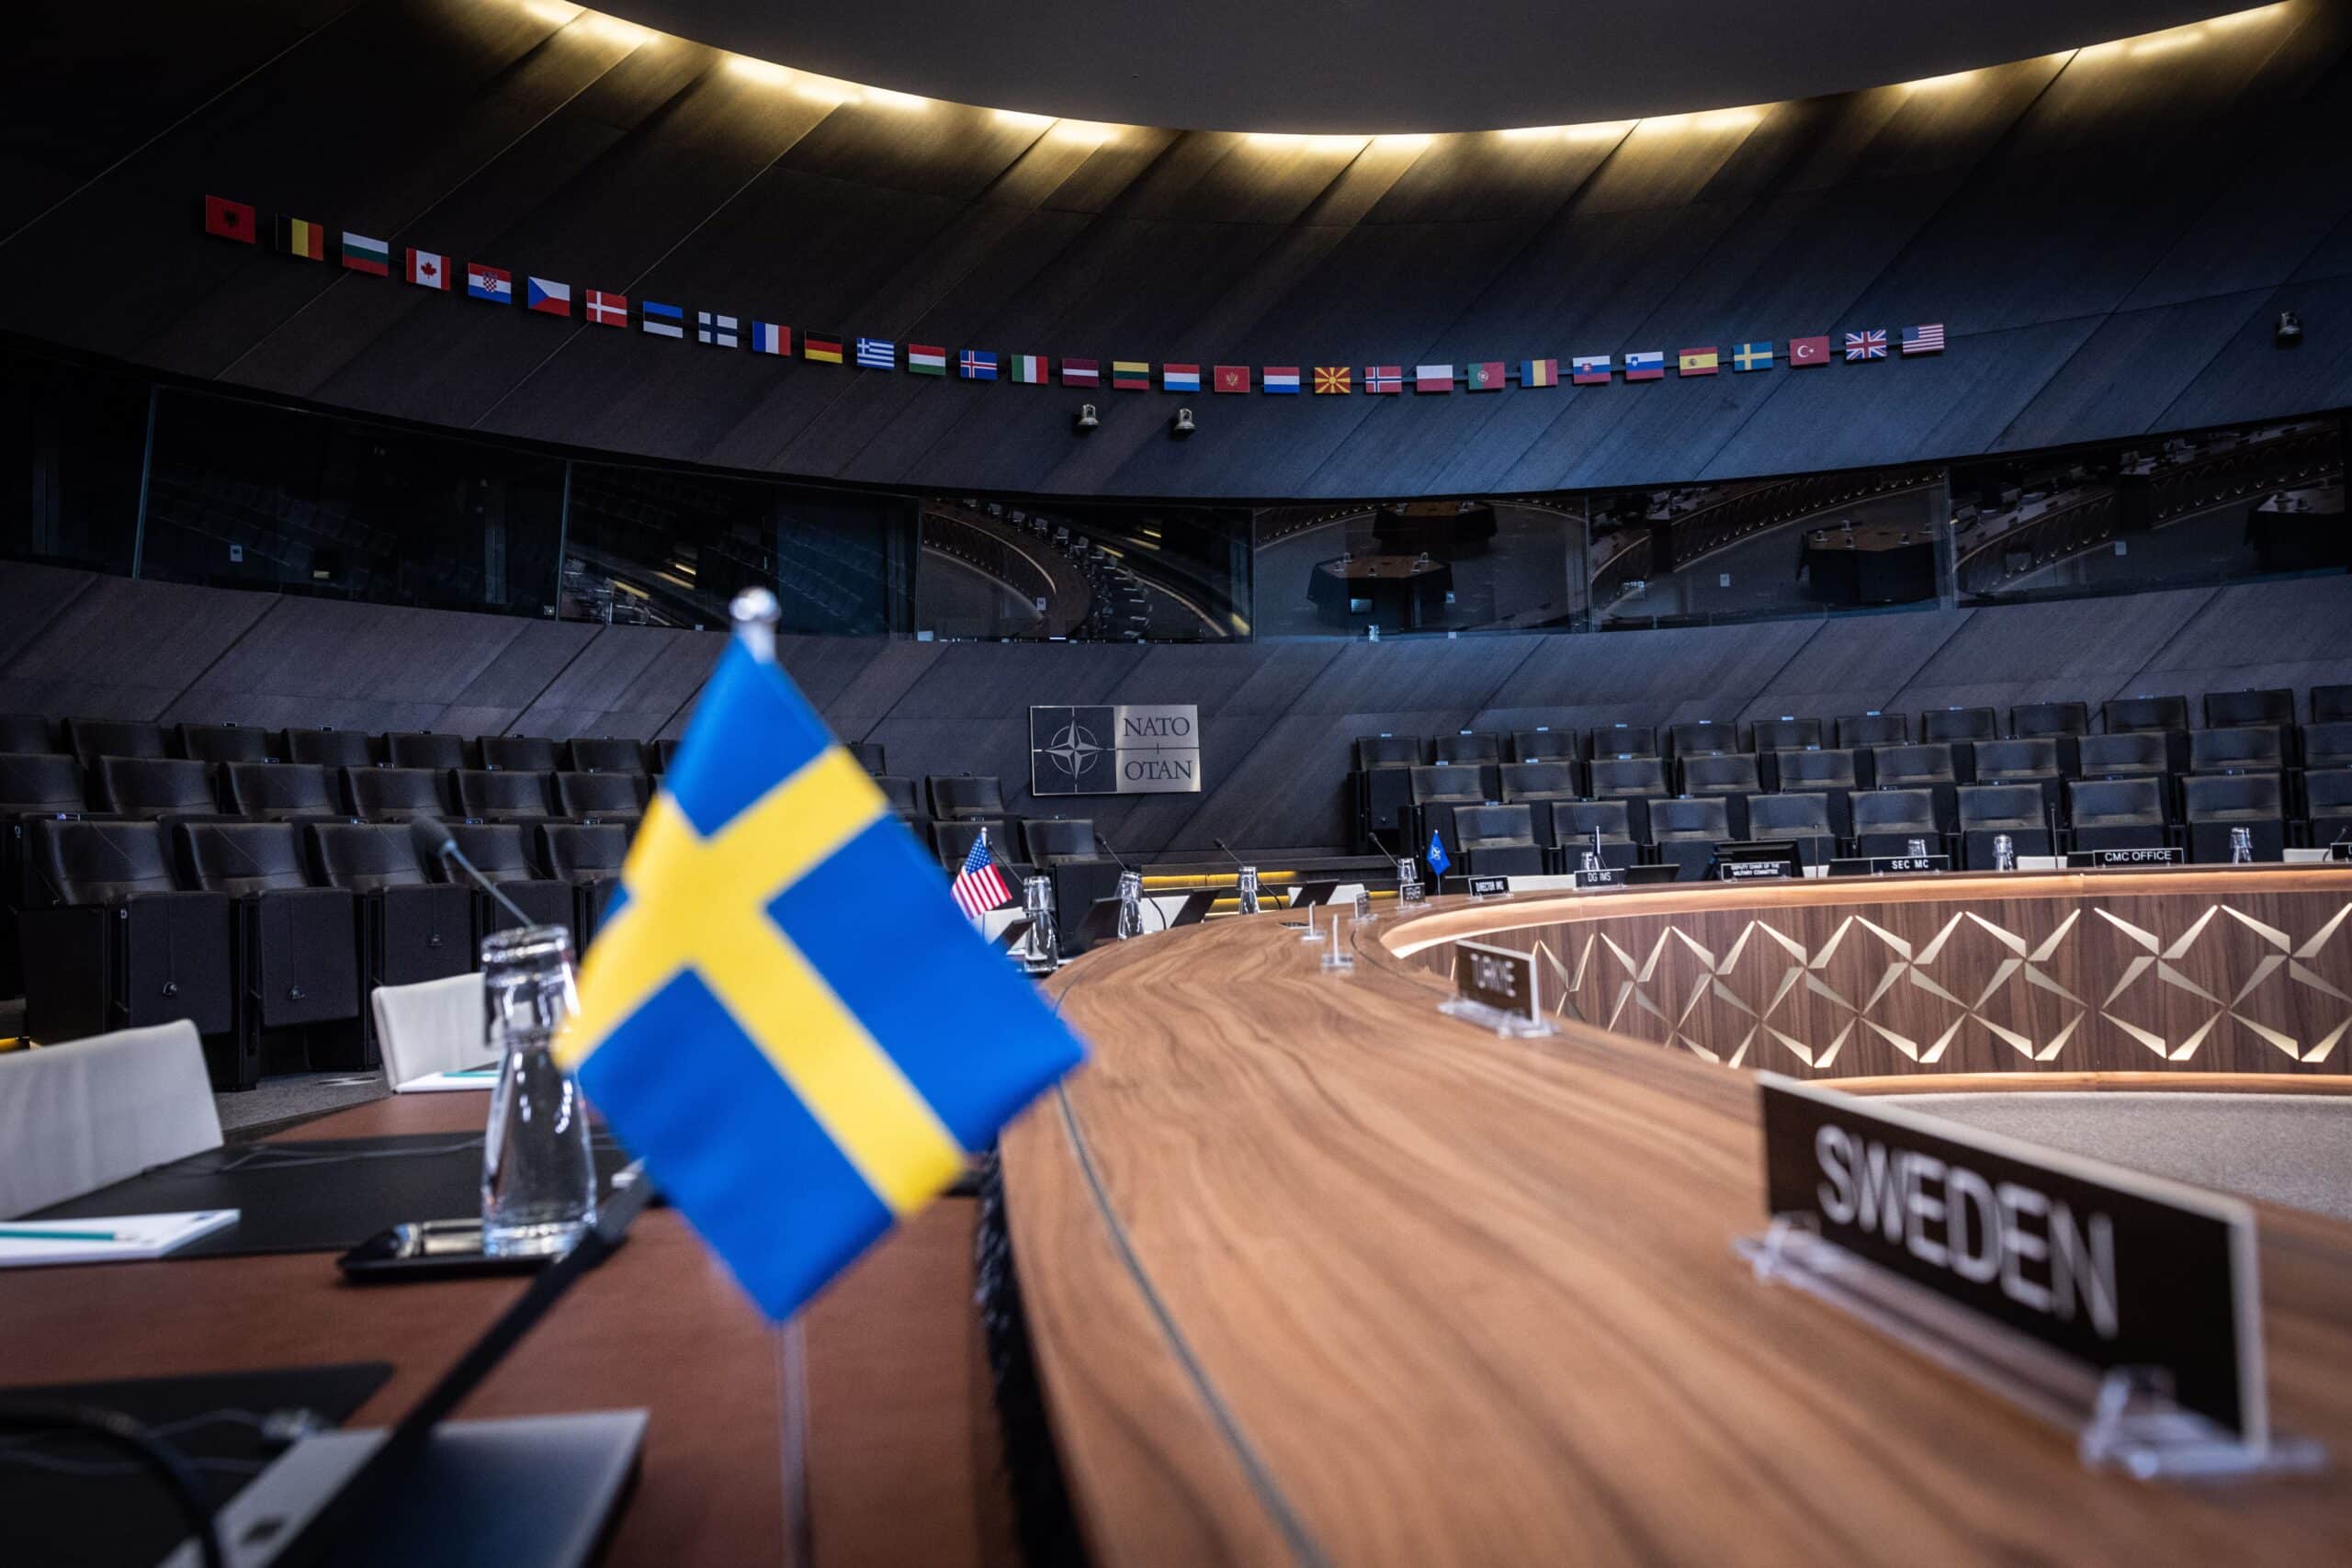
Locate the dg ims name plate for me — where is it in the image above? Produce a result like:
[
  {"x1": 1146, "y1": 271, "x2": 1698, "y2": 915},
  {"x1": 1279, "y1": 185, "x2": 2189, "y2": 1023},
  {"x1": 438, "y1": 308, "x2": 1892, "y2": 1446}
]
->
[
  {"x1": 1029, "y1": 705, "x2": 1202, "y2": 796},
  {"x1": 1756, "y1": 1074, "x2": 2267, "y2": 1439}
]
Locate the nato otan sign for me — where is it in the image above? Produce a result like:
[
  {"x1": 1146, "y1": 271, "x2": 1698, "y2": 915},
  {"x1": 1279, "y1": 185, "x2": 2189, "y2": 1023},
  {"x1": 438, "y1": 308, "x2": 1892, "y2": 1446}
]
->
[{"x1": 1030, "y1": 705, "x2": 1202, "y2": 796}]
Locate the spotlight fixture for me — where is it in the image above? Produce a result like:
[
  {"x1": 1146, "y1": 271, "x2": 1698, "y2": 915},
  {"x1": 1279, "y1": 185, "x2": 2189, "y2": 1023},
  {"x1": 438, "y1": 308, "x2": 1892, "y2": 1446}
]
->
[
  {"x1": 1170, "y1": 407, "x2": 1196, "y2": 437},
  {"x1": 1074, "y1": 402, "x2": 1099, "y2": 432},
  {"x1": 2276, "y1": 310, "x2": 2302, "y2": 347}
]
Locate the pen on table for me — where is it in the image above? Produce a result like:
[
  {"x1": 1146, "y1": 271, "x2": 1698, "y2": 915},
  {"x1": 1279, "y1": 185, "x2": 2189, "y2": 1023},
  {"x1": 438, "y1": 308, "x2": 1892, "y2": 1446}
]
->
[{"x1": 0, "y1": 1227, "x2": 121, "y2": 1242}]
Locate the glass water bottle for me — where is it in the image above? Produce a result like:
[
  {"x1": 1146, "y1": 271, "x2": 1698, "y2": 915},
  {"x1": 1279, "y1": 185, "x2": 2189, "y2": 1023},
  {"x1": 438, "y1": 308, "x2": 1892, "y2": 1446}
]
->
[{"x1": 481, "y1": 925, "x2": 598, "y2": 1258}]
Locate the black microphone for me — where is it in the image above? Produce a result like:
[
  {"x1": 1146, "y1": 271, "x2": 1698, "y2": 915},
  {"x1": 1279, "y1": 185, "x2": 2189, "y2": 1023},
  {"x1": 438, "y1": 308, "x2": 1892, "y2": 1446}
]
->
[
  {"x1": 410, "y1": 815, "x2": 536, "y2": 931},
  {"x1": 1212, "y1": 837, "x2": 1248, "y2": 869},
  {"x1": 1092, "y1": 830, "x2": 1132, "y2": 874}
]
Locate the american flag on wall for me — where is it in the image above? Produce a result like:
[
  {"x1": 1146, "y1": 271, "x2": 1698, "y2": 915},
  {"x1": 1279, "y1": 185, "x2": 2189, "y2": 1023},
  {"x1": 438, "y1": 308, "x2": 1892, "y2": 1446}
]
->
[
  {"x1": 1901, "y1": 323, "x2": 1945, "y2": 355},
  {"x1": 951, "y1": 829, "x2": 1012, "y2": 920}
]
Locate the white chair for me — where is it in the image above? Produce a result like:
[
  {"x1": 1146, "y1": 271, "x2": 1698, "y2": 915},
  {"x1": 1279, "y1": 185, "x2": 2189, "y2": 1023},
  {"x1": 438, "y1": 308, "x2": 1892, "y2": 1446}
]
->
[
  {"x1": 372, "y1": 971, "x2": 488, "y2": 1089},
  {"x1": 0, "y1": 1021, "x2": 222, "y2": 1219}
]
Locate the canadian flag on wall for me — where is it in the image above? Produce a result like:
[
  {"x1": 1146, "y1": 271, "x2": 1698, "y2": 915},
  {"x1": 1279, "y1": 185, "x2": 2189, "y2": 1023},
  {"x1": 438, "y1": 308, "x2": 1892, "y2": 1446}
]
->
[{"x1": 405, "y1": 247, "x2": 450, "y2": 290}]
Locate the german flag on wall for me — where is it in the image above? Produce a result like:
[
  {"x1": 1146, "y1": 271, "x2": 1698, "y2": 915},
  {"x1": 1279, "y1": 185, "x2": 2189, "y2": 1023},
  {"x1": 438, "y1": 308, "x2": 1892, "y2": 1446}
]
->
[
  {"x1": 277, "y1": 216, "x2": 327, "y2": 261},
  {"x1": 805, "y1": 334, "x2": 844, "y2": 365}
]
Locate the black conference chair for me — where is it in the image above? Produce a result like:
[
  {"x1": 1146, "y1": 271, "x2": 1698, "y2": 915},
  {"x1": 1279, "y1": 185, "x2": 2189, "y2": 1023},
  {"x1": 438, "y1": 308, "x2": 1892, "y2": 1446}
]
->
[
  {"x1": 537, "y1": 822, "x2": 632, "y2": 947},
  {"x1": 2312, "y1": 685, "x2": 2352, "y2": 726},
  {"x1": 433, "y1": 823, "x2": 572, "y2": 939},
  {"x1": 1970, "y1": 738, "x2": 2065, "y2": 826},
  {"x1": 1589, "y1": 757, "x2": 1671, "y2": 844},
  {"x1": 385, "y1": 732, "x2": 470, "y2": 771},
  {"x1": 2067, "y1": 778, "x2": 2170, "y2": 853},
  {"x1": 284, "y1": 727, "x2": 378, "y2": 768},
  {"x1": 1509, "y1": 729, "x2": 1579, "y2": 763},
  {"x1": 0, "y1": 752, "x2": 88, "y2": 996},
  {"x1": 62, "y1": 717, "x2": 169, "y2": 767},
  {"x1": 1665, "y1": 720, "x2": 1737, "y2": 761},
  {"x1": 1498, "y1": 761, "x2": 1584, "y2": 849},
  {"x1": 95, "y1": 756, "x2": 223, "y2": 822},
  {"x1": 2203, "y1": 688, "x2": 2294, "y2": 731},
  {"x1": 2305, "y1": 769, "x2": 2352, "y2": 852},
  {"x1": 1746, "y1": 793, "x2": 1837, "y2": 869},
  {"x1": 0, "y1": 714, "x2": 58, "y2": 753},
  {"x1": 176, "y1": 722, "x2": 277, "y2": 764},
  {"x1": 455, "y1": 768, "x2": 553, "y2": 823},
  {"x1": 346, "y1": 766, "x2": 451, "y2": 822},
  {"x1": 2304, "y1": 721, "x2": 2352, "y2": 774},
  {"x1": 481, "y1": 735, "x2": 563, "y2": 773},
  {"x1": 874, "y1": 775, "x2": 924, "y2": 825},
  {"x1": 1919, "y1": 707, "x2": 1998, "y2": 747},
  {"x1": 1957, "y1": 784, "x2": 2056, "y2": 869},
  {"x1": 1774, "y1": 748, "x2": 1861, "y2": 839},
  {"x1": 2189, "y1": 727, "x2": 2288, "y2": 777},
  {"x1": 845, "y1": 739, "x2": 888, "y2": 775},
  {"x1": 1649, "y1": 796, "x2": 1732, "y2": 881},
  {"x1": 929, "y1": 775, "x2": 1008, "y2": 822},
  {"x1": 1355, "y1": 735, "x2": 1428, "y2": 853},
  {"x1": 1023, "y1": 818, "x2": 1121, "y2": 946},
  {"x1": 1409, "y1": 765, "x2": 1487, "y2": 863},
  {"x1": 1749, "y1": 717, "x2": 1824, "y2": 758},
  {"x1": 1551, "y1": 800, "x2": 1641, "y2": 874},
  {"x1": 1867, "y1": 744, "x2": 1959, "y2": 830},
  {"x1": 556, "y1": 771, "x2": 648, "y2": 825},
  {"x1": 2182, "y1": 774, "x2": 2288, "y2": 863},
  {"x1": 568, "y1": 737, "x2": 646, "y2": 774},
  {"x1": 1585, "y1": 724, "x2": 1659, "y2": 761},
  {"x1": 17, "y1": 818, "x2": 233, "y2": 1059},
  {"x1": 1678, "y1": 755, "x2": 1759, "y2": 838},
  {"x1": 222, "y1": 761, "x2": 346, "y2": 822},
  {"x1": 1834, "y1": 713, "x2": 1907, "y2": 750},
  {"x1": 177, "y1": 821, "x2": 362, "y2": 1087},
  {"x1": 930, "y1": 819, "x2": 1028, "y2": 884},
  {"x1": 306, "y1": 822, "x2": 472, "y2": 998},
  {"x1": 1851, "y1": 788, "x2": 1947, "y2": 862},
  {"x1": 1450, "y1": 805, "x2": 1545, "y2": 879}
]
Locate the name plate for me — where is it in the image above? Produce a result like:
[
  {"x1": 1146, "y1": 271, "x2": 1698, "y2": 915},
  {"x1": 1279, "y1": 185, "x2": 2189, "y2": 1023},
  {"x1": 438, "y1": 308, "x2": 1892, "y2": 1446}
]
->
[
  {"x1": 1831, "y1": 854, "x2": 1951, "y2": 876},
  {"x1": 1758, "y1": 1076, "x2": 2264, "y2": 1438},
  {"x1": 1440, "y1": 939, "x2": 1550, "y2": 1036},
  {"x1": 1720, "y1": 860, "x2": 1790, "y2": 881},
  {"x1": 1465, "y1": 874, "x2": 1510, "y2": 900},
  {"x1": 2066, "y1": 847, "x2": 2184, "y2": 868},
  {"x1": 2327, "y1": 842, "x2": 2350, "y2": 863},
  {"x1": 1573, "y1": 865, "x2": 1624, "y2": 888}
]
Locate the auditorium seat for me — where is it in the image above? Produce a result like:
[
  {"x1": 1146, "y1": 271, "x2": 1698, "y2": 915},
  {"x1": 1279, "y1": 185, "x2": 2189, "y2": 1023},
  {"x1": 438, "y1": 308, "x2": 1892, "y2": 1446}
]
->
[
  {"x1": 176, "y1": 821, "x2": 361, "y2": 1086},
  {"x1": 1957, "y1": 784, "x2": 2056, "y2": 869},
  {"x1": 1355, "y1": 734, "x2": 1427, "y2": 769},
  {"x1": 2204, "y1": 688, "x2": 2294, "y2": 731},
  {"x1": 1023, "y1": 818, "x2": 1120, "y2": 938},
  {"x1": 480, "y1": 735, "x2": 562, "y2": 772},
  {"x1": 2067, "y1": 778, "x2": 2170, "y2": 852},
  {"x1": 1550, "y1": 800, "x2": 1640, "y2": 873},
  {"x1": 2008, "y1": 701, "x2": 2090, "y2": 739},
  {"x1": 385, "y1": 732, "x2": 469, "y2": 771},
  {"x1": 1649, "y1": 797, "x2": 1732, "y2": 881},
  {"x1": 1432, "y1": 733, "x2": 1501, "y2": 767},
  {"x1": 17, "y1": 818, "x2": 233, "y2": 1061},
  {"x1": 2183, "y1": 773, "x2": 2289, "y2": 863},
  {"x1": 1745, "y1": 793, "x2": 1837, "y2": 868},
  {"x1": 1664, "y1": 720, "x2": 1736, "y2": 761},
  {"x1": 1970, "y1": 738, "x2": 2065, "y2": 824},
  {"x1": 537, "y1": 822, "x2": 631, "y2": 944},
  {"x1": 221, "y1": 761, "x2": 345, "y2": 822},
  {"x1": 2103, "y1": 696, "x2": 2191, "y2": 773},
  {"x1": 431, "y1": 823, "x2": 572, "y2": 938},
  {"x1": 1498, "y1": 761, "x2": 1583, "y2": 847},
  {"x1": 0, "y1": 752, "x2": 89, "y2": 997},
  {"x1": 874, "y1": 774, "x2": 924, "y2": 824},
  {"x1": 2078, "y1": 730, "x2": 2175, "y2": 785},
  {"x1": 1748, "y1": 717, "x2": 1823, "y2": 756},
  {"x1": 1851, "y1": 788, "x2": 1948, "y2": 862},
  {"x1": 654, "y1": 739, "x2": 681, "y2": 773},
  {"x1": 2305, "y1": 721, "x2": 2352, "y2": 773},
  {"x1": 555, "y1": 771, "x2": 646, "y2": 824},
  {"x1": 176, "y1": 722, "x2": 277, "y2": 764},
  {"x1": 1354, "y1": 735, "x2": 1428, "y2": 851},
  {"x1": 846, "y1": 739, "x2": 888, "y2": 775},
  {"x1": 1508, "y1": 729, "x2": 1578, "y2": 763},
  {"x1": 1919, "y1": 706, "x2": 1997, "y2": 746},
  {"x1": 1587, "y1": 757, "x2": 1670, "y2": 843},
  {"x1": 306, "y1": 822, "x2": 472, "y2": 995},
  {"x1": 346, "y1": 766, "x2": 452, "y2": 822},
  {"x1": 1867, "y1": 744, "x2": 1959, "y2": 829},
  {"x1": 1448, "y1": 805, "x2": 1545, "y2": 878},
  {"x1": 1773, "y1": 748, "x2": 1860, "y2": 838},
  {"x1": 931, "y1": 819, "x2": 1028, "y2": 883},
  {"x1": 0, "y1": 714, "x2": 58, "y2": 753},
  {"x1": 2189, "y1": 726, "x2": 2287, "y2": 776},
  {"x1": 285, "y1": 727, "x2": 377, "y2": 769},
  {"x1": 1834, "y1": 713, "x2": 1907, "y2": 750},
  {"x1": 1022, "y1": 818, "x2": 1104, "y2": 868},
  {"x1": 2314, "y1": 685, "x2": 2352, "y2": 725},
  {"x1": 63, "y1": 717, "x2": 168, "y2": 767},
  {"x1": 568, "y1": 737, "x2": 646, "y2": 774},
  {"x1": 1678, "y1": 754, "x2": 1759, "y2": 838},
  {"x1": 94, "y1": 756, "x2": 222, "y2": 821},
  {"x1": 2305, "y1": 769, "x2": 2352, "y2": 849},
  {"x1": 454, "y1": 768, "x2": 552, "y2": 823},
  {"x1": 1585, "y1": 724, "x2": 1658, "y2": 760},
  {"x1": 928, "y1": 774, "x2": 1007, "y2": 822},
  {"x1": 1409, "y1": 765, "x2": 1487, "y2": 860}
]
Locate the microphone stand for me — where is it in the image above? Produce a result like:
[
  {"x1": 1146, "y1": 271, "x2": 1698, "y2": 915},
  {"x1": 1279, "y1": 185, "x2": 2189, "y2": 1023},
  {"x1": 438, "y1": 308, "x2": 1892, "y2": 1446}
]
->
[
  {"x1": 1096, "y1": 830, "x2": 1161, "y2": 932},
  {"x1": 1212, "y1": 837, "x2": 1260, "y2": 916},
  {"x1": 410, "y1": 815, "x2": 538, "y2": 930}
]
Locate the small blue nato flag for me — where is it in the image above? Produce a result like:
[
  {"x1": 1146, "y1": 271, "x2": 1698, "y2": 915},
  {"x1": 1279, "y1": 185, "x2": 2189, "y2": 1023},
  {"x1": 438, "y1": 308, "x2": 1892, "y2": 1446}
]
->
[
  {"x1": 1426, "y1": 828, "x2": 1451, "y2": 878},
  {"x1": 557, "y1": 592, "x2": 1087, "y2": 1320}
]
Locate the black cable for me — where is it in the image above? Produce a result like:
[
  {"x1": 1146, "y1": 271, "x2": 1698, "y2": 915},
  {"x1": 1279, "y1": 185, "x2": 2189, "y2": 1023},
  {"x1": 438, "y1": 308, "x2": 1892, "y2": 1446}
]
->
[{"x1": 0, "y1": 1398, "x2": 227, "y2": 1568}]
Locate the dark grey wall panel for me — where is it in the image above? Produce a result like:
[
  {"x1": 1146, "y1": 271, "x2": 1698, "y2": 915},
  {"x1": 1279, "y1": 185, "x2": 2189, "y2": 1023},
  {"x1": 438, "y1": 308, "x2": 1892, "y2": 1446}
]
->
[
  {"x1": 170, "y1": 595, "x2": 536, "y2": 732},
  {"x1": 0, "y1": 576, "x2": 277, "y2": 719}
]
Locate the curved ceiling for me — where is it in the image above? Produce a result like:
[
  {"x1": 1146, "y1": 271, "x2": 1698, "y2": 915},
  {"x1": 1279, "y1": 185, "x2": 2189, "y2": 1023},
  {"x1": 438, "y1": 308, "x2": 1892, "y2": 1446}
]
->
[{"x1": 598, "y1": 0, "x2": 2239, "y2": 133}]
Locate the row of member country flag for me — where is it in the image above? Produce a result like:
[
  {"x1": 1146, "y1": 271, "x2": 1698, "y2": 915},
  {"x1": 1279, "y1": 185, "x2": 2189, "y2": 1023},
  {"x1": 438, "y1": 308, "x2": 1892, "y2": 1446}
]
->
[{"x1": 209, "y1": 196, "x2": 1948, "y2": 390}]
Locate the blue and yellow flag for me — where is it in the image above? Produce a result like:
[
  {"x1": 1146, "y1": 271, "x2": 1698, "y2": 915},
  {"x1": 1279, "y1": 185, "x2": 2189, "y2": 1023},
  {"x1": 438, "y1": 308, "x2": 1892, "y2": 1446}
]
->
[{"x1": 558, "y1": 639, "x2": 1087, "y2": 1319}]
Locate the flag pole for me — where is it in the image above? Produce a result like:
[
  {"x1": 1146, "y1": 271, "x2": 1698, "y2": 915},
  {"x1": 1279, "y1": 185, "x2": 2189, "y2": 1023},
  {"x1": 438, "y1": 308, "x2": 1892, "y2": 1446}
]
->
[{"x1": 729, "y1": 587, "x2": 781, "y2": 665}]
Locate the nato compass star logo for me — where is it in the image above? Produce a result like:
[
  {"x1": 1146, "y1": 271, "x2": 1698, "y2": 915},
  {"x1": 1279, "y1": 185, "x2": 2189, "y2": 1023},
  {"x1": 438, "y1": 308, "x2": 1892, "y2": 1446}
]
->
[{"x1": 1045, "y1": 721, "x2": 1103, "y2": 779}]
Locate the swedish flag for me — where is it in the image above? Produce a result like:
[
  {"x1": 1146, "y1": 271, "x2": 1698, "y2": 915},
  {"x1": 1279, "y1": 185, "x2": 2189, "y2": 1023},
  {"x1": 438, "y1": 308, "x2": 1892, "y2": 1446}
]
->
[{"x1": 557, "y1": 636, "x2": 1087, "y2": 1319}]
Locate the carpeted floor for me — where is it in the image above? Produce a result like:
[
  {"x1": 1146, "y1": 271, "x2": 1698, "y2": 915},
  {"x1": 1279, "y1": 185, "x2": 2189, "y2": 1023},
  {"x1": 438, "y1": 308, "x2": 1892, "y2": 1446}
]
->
[
  {"x1": 1892, "y1": 1093, "x2": 2352, "y2": 1224},
  {"x1": 215, "y1": 1070, "x2": 390, "y2": 1137}
]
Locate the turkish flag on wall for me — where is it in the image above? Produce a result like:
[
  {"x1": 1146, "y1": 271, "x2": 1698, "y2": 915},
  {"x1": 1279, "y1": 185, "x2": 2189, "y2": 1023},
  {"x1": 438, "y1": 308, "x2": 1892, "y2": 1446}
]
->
[{"x1": 1789, "y1": 335, "x2": 1831, "y2": 367}]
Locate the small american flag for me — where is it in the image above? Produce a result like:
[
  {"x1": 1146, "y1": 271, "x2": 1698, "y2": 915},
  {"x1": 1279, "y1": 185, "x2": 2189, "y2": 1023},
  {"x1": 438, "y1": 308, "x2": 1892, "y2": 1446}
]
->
[
  {"x1": 1901, "y1": 322, "x2": 1945, "y2": 355},
  {"x1": 1844, "y1": 329, "x2": 1888, "y2": 361},
  {"x1": 951, "y1": 829, "x2": 1012, "y2": 920}
]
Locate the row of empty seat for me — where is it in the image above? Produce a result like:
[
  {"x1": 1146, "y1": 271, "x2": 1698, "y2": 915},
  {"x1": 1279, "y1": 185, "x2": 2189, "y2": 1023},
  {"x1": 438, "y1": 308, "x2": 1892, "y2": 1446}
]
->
[{"x1": 0, "y1": 716, "x2": 683, "y2": 774}]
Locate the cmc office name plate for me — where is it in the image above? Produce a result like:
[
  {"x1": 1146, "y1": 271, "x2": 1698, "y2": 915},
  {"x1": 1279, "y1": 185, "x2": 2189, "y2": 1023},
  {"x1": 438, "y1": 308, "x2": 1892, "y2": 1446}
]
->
[{"x1": 1030, "y1": 705, "x2": 1202, "y2": 796}]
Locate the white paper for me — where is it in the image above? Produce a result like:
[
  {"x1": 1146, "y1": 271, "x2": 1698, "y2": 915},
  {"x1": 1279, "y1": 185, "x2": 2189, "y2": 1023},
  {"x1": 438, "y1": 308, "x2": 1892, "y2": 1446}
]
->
[{"x1": 0, "y1": 1208, "x2": 239, "y2": 1267}]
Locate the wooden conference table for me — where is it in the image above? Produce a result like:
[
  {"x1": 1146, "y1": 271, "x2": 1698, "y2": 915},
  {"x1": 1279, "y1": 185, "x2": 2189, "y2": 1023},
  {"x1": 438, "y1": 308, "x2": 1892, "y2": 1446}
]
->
[{"x1": 1001, "y1": 864, "x2": 2352, "y2": 1564}]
